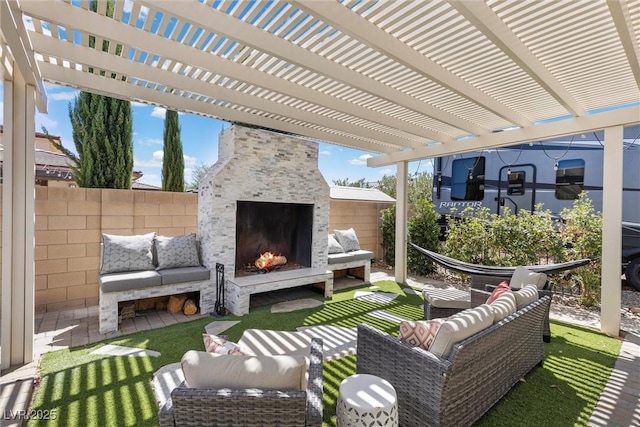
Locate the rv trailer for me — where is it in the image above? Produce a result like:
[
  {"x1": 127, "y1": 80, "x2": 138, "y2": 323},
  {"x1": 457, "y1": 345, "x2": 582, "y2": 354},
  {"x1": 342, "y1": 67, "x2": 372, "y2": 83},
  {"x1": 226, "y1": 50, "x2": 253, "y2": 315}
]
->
[{"x1": 432, "y1": 127, "x2": 640, "y2": 290}]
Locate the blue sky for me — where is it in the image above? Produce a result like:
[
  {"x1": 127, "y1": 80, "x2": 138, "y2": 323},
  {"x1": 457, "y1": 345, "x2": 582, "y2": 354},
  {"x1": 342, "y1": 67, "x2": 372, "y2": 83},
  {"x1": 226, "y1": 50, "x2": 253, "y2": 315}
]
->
[{"x1": 1, "y1": 82, "x2": 432, "y2": 188}]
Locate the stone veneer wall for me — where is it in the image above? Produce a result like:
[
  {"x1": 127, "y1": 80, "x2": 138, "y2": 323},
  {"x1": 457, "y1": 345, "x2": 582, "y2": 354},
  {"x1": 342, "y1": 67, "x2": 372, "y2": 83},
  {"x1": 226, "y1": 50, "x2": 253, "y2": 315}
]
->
[{"x1": 198, "y1": 125, "x2": 330, "y2": 276}]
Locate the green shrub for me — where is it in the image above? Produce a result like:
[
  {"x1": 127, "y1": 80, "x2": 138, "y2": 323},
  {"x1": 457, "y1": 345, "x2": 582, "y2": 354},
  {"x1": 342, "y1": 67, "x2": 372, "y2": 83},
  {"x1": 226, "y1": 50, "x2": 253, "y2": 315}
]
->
[
  {"x1": 442, "y1": 206, "x2": 562, "y2": 267},
  {"x1": 559, "y1": 193, "x2": 603, "y2": 306},
  {"x1": 380, "y1": 205, "x2": 396, "y2": 265},
  {"x1": 407, "y1": 199, "x2": 441, "y2": 275}
]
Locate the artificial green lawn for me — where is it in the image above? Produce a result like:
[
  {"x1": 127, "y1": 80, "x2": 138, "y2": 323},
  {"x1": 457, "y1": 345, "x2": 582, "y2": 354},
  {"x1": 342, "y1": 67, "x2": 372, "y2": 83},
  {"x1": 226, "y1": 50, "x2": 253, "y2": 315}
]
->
[{"x1": 28, "y1": 281, "x2": 621, "y2": 427}]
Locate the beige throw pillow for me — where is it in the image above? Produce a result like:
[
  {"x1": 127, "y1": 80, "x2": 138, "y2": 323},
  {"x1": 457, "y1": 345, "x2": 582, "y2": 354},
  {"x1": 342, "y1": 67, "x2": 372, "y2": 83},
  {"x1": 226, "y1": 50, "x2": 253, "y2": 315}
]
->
[
  {"x1": 181, "y1": 350, "x2": 308, "y2": 390},
  {"x1": 429, "y1": 304, "x2": 495, "y2": 358},
  {"x1": 510, "y1": 266, "x2": 547, "y2": 290}
]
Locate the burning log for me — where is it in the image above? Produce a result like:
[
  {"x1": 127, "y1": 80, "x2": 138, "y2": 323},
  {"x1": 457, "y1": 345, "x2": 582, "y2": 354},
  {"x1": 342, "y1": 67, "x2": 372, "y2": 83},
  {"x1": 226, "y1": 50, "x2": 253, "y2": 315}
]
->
[{"x1": 255, "y1": 252, "x2": 287, "y2": 270}]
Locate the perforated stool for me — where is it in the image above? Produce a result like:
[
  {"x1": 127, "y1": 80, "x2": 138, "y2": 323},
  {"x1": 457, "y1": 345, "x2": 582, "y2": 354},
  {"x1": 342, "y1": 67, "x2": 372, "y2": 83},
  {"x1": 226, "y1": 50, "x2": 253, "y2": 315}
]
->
[{"x1": 336, "y1": 374, "x2": 398, "y2": 427}]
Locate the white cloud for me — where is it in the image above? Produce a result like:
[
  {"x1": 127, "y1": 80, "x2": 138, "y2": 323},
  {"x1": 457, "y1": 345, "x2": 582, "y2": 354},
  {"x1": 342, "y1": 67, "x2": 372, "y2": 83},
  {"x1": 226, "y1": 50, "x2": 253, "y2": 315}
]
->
[
  {"x1": 131, "y1": 101, "x2": 148, "y2": 108},
  {"x1": 151, "y1": 106, "x2": 166, "y2": 118},
  {"x1": 379, "y1": 168, "x2": 394, "y2": 176},
  {"x1": 348, "y1": 154, "x2": 373, "y2": 165},
  {"x1": 123, "y1": 0, "x2": 133, "y2": 14},
  {"x1": 0, "y1": 101, "x2": 3, "y2": 124},
  {"x1": 183, "y1": 154, "x2": 197, "y2": 168},
  {"x1": 138, "y1": 174, "x2": 161, "y2": 187},
  {"x1": 48, "y1": 89, "x2": 79, "y2": 101},
  {"x1": 36, "y1": 113, "x2": 58, "y2": 131},
  {"x1": 134, "y1": 150, "x2": 164, "y2": 168},
  {"x1": 319, "y1": 150, "x2": 331, "y2": 155}
]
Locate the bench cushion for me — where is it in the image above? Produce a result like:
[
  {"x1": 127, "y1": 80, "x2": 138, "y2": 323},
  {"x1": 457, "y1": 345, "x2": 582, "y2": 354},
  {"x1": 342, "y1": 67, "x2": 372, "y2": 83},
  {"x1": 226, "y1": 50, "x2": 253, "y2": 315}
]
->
[
  {"x1": 155, "y1": 234, "x2": 201, "y2": 270},
  {"x1": 159, "y1": 266, "x2": 210, "y2": 285},
  {"x1": 347, "y1": 250, "x2": 374, "y2": 261},
  {"x1": 328, "y1": 253, "x2": 355, "y2": 264},
  {"x1": 333, "y1": 228, "x2": 361, "y2": 252},
  {"x1": 423, "y1": 288, "x2": 471, "y2": 309},
  {"x1": 100, "y1": 232, "x2": 155, "y2": 274},
  {"x1": 99, "y1": 270, "x2": 162, "y2": 293}
]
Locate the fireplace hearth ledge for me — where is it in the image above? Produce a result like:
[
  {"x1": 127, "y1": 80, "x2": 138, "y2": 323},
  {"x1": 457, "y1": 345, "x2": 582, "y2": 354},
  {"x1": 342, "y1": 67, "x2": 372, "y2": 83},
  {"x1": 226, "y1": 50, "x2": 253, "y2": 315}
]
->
[{"x1": 226, "y1": 268, "x2": 333, "y2": 316}]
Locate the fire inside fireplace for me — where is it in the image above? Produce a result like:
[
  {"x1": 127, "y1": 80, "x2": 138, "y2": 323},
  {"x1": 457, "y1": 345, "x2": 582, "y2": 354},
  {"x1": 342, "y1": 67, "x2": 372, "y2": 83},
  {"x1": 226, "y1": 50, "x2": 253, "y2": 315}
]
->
[{"x1": 235, "y1": 201, "x2": 313, "y2": 275}]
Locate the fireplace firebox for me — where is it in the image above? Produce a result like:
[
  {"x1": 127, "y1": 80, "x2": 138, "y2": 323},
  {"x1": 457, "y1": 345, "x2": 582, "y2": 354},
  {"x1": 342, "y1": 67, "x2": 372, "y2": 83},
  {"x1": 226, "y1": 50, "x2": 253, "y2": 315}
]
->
[{"x1": 235, "y1": 201, "x2": 313, "y2": 273}]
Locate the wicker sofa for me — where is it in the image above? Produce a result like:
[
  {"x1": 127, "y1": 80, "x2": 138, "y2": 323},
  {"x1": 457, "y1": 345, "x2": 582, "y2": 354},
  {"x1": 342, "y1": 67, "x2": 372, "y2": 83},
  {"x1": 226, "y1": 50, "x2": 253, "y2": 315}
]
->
[
  {"x1": 159, "y1": 338, "x2": 323, "y2": 427},
  {"x1": 357, "y1": 295, "x2": 550, "y2": 427}
]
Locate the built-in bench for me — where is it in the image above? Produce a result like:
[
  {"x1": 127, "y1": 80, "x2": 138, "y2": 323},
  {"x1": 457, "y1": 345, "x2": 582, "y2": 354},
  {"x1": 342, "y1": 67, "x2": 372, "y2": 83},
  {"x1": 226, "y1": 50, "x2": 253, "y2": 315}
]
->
[
  {"x1": 226, "y1": 268, "x2": 333, "y2": 316},
  {"x1": 98, "y1": 233, "x2": 214, "y2": 334},
  {"x1": 327, "y1": 230, "x2": 374, "y2": 283},
  {"x1": 327, "y1": 250, "x2": 373, "y2": 282}
]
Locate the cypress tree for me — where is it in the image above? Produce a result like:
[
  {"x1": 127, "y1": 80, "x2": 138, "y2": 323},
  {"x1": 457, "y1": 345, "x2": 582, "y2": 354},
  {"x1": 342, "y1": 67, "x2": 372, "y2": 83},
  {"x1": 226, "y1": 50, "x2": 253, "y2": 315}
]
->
[
  {"x1": 162, "y1": 109, "x2": 185, "y2": 192},
  {"x1": 54, "y1": 0, "x2": 133, "y2": 189}
]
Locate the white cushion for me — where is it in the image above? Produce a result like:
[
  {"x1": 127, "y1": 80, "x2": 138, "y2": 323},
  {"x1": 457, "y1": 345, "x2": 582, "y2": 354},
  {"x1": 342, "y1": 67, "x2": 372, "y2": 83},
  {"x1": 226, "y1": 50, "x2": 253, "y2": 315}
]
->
[
  {"x1": 513, "y1": 285, "x2": 539, "y2": 310},
  {"x1": 423, "y1": 288, "x2": 471, "y2": 309},
  {"x1": 509, "y1": 266, "x2": 547, "y2": 290},
  {"x1": 429, "y1": 304, "x2": 495, "y2": 358},
  {"x1": 489, "y1": 292, "x2": 517, "y2": 322},
  {"x1": 333, "y1": 228, "x2": 361, "y2": 252},
  {"x1": 100, "y1": 232, "x2": 155, "y2": 274},
  {"x1": 155, "y1": 234, "x2": 201, "y2": 270},
  {"x1": 181, "y1": 350, "x2": 308, "y2": 390},
  {"x1": 328, "y1": 234, "x2": 345, "y2": 254}
]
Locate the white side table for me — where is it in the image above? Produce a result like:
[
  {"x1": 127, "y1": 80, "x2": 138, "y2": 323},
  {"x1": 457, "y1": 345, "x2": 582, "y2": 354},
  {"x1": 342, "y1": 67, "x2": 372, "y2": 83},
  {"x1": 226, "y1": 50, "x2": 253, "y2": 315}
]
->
[{"x1": 336, "y1": 374, "x2": 398, "y2": 427}]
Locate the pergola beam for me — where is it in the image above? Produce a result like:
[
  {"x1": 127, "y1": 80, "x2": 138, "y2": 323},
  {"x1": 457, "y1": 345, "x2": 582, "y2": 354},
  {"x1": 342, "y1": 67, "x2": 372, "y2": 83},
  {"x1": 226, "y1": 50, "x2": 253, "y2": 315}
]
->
[
  {"x1": 138, "y1": 0, "x2": 483, "y2": 136},
  {"x1": 41, "y1": 62, "x2": 394, "y2": 153},
  {"x1": 607, "y1": 0, "x2": 640, "y2": 91},
  {"x1": 0, "y1": 0, "x2": 47, "y2": 111},
  {"x1": 31, "y1": 34, "x2": 407, "y2": 152},
  {"x1": 292, "y1": 0, "x2": 532, "y2": 129},
  {"x1": 450, "y1": 0, "x2": 585, "y2": 117},
  {"x1": 368, "y1": 106, "x2": 640, "y2": 167}
]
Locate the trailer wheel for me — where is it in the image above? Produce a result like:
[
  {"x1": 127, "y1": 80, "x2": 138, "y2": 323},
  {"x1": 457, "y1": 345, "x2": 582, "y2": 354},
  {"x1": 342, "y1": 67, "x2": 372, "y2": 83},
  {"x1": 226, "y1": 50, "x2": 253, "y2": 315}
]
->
[{"x1": 625, "y1": 258, "x2": 640, "y2": 291}]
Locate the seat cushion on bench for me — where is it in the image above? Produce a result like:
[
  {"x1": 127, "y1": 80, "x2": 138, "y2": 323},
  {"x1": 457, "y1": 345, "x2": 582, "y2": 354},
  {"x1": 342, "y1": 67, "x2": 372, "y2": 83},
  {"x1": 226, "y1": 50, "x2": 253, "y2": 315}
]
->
[
  {"x1": 346, "y1": 250, "x2": 374, "y2": 262},
  {"x1": 100, "y1": 270, "x2": 162, "y2": 293},
  {"x1": 327, "y1": 250, "x2": 374, "y2": 265},
  {"x1": 159, "y1": 266, "x2": 210, "y2": 285},
  {"x1": 328, "y1": 253, "x2": 355, "y2": 264}
]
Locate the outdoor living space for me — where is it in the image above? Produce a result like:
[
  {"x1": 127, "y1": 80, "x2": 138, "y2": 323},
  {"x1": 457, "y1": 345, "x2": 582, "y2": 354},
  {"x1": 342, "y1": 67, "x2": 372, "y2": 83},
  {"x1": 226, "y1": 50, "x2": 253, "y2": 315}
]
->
[{"x1": 2, "y1": 1, "x2": 640, "y2": 427}]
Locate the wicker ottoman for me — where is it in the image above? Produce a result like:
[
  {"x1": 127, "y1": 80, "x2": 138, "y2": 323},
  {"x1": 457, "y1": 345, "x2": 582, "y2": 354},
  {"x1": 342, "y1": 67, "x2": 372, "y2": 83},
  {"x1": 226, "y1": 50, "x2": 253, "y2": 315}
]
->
[
  {"x1": 422, "y1": 288, "x2": 471, "y2": 319},
  {"x1": 336, "y1": 374, "x2": 398, "y2": 427}
]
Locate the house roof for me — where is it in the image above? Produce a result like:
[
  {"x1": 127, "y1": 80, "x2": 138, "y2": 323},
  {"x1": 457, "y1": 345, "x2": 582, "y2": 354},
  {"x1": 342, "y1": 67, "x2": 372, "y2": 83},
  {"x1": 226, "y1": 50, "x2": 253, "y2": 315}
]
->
[
  {"x1": 2, "y1": 0, "x2": 637, "y2": 164},
  {"x1": 330, "y1": 186, "x2": 395, "y2": 203}
]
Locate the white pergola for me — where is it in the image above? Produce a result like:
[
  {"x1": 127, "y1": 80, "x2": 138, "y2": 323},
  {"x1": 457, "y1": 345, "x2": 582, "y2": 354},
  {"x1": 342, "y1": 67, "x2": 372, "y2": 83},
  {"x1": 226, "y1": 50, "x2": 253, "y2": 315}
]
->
[{"x1": 1, "y1": 0, "x2": 639, "y2": 368}]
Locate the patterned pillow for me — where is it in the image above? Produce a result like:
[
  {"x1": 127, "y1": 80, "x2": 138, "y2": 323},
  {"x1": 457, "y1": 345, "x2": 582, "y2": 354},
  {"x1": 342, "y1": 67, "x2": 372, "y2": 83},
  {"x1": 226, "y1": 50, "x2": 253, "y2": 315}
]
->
[
  {"x1": 100, "y1": 232, "x2": 155, "y2": 274},
  {"x1": 486, "y1": 281, "x2": 512, "y2": 304},
  {"x1": 155, "y1": 234, "x2": 201, "y2": 270},
  {"x1": 328, "y1": 234, "x2": 345, "y2": 254},
  {"x1": 399, "y1": 319, "x2": 446, "y2": 350},
  {"x1": 202, "y1": 334, "x2": 254, "y2": 355},
  {"x1": 333, "y1": 228, "x2": 361, "y2": 252}
]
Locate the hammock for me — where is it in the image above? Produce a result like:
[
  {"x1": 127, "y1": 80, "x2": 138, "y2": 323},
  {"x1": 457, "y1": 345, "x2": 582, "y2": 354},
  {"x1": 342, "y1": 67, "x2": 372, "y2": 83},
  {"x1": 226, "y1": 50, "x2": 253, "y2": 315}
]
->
[{"x1": 410, "y1": 243, "x2": 591, "y2": 277}]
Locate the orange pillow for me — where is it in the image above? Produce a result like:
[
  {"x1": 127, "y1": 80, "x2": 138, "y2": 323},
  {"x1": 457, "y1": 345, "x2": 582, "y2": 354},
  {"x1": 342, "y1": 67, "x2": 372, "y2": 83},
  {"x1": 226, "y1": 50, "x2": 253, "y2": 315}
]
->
[{"x1": 486, "y1": 281, "x2": 512, "y2": 304}]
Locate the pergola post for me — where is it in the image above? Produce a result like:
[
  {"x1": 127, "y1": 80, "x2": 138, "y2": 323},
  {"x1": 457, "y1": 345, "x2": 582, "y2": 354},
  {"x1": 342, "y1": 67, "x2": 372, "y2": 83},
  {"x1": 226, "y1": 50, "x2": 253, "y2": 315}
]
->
[
  {"x1": 600, "y1": 125, "x2": 623, "y2": 337},
  {"x1": 1, "y1": 70, "x2": 36, "y2": 369},
  {"x1": 395, "y1": 161, "x2": 408, "y2": 284}
]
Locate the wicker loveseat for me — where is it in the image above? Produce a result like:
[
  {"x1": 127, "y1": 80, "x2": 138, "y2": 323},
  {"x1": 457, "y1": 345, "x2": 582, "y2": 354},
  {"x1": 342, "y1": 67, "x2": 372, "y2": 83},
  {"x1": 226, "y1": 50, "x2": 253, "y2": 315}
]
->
[
  {"x1": 159, "y1": 338, "x2": 323, "y2": 427},
  {"x1": 357, "y1": 295, "x2": 550, "y2": 427}
]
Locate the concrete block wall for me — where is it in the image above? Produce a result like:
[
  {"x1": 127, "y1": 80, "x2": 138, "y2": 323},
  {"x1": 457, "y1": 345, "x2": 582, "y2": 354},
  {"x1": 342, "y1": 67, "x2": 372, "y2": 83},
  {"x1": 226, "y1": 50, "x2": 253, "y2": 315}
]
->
[
  {"x1": 329, "y1": 200, "x2": 394, "y2": 260},
  {"x1": 31, "y1": 187, "x2": 197, "y2": 312}
]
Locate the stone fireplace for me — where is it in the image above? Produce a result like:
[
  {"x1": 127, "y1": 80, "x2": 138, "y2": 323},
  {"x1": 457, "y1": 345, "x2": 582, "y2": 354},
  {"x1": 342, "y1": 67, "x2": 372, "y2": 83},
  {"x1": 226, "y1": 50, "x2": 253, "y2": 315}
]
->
[{"x1": 198, "y1": 124, "x2": 330, "y2": 315}]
